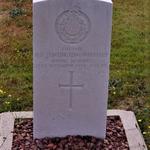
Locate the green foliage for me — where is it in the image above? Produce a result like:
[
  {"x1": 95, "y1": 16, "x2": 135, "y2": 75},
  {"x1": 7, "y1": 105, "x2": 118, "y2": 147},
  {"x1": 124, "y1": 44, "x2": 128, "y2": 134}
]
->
[
  {"x1": 0, "y1": 0, "x2": 149, "y2": 148},
  {"x1": 0, "y1": 97, "x2": 32, "y2": 112},
  {"x1": 14, "y1": 0, "x2": 25, "y2": 3},
  {"x1": 108, "y1": 0, "x2": 150, "y2": 147},
  {"x1": 136, "y1": 106, "x2": 150, "y2": 146},
  {"x1": 9, "y1": 8, "x2": 24, "y2": 18}
]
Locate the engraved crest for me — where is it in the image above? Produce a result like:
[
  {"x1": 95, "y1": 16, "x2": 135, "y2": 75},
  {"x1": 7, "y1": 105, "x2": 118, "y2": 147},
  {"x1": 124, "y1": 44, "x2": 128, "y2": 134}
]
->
[{"x1": 55, "y1": 9, "x2": 91, "y2": 44}]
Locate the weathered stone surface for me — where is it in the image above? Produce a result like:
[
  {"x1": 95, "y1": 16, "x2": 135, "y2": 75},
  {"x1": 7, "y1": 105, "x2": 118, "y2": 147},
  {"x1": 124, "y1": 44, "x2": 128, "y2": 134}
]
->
[{"x1": 33, "y1": 0, "x2": 112, "y2": 139}]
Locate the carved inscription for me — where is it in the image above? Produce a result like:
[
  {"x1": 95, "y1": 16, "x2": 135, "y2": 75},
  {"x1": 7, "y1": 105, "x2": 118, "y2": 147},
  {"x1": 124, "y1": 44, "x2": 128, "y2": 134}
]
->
[
  {"x1": 35, "y1": 47, "x2": 108, "y2": 70},
  {"x1": 59, "y1": 71, "x2": 84, "y2": 110},
  {"x1": 55, "y1": 8, "x2": 91, "y2": 44}
]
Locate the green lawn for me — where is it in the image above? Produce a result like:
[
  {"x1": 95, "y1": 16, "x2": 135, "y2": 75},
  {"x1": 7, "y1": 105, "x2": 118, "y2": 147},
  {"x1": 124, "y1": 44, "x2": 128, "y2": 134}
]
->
[{"x1": 0, "y1": 0, "x2": 150, "y2": 148}]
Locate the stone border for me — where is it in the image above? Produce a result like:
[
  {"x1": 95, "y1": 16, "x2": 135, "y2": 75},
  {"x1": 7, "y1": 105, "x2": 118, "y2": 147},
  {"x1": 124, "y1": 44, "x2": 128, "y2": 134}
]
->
[
  {"x1": 0, "y1": 110, "x2": 147, "y2": 150},
  {"x1": 107, "y1": 110, "x2": 147, "y2": 150}
]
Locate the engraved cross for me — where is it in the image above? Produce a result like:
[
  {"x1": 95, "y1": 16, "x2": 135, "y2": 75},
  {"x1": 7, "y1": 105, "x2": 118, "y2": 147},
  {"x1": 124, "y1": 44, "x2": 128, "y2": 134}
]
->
[{"x1": 59, "y1": 71, "x2": 84, "y2": 109}]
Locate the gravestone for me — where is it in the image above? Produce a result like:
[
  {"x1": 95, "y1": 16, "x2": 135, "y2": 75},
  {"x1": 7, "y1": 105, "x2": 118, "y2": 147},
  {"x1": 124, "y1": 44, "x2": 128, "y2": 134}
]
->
[{"x1": 33, "y1": 0, "x2": 112, "y2": 139}]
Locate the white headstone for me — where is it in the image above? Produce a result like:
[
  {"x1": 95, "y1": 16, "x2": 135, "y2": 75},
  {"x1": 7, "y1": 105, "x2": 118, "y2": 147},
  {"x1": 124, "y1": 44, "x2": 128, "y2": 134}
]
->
[{"x1": 33, "y1": 0, "x2": 112, "y2": 139}]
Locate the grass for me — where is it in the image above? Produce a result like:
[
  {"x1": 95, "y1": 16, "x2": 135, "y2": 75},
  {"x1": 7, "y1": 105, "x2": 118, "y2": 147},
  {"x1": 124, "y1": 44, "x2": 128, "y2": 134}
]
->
[
  {"x1": 0, "y1": 0, "x2": 32, "y2": 111},
  {"x1": 109, "y1": 0, "x2": 150, "y2": 146},
  {"x1": 0, "y1": 0, "x2": 150, "y2": 148}
]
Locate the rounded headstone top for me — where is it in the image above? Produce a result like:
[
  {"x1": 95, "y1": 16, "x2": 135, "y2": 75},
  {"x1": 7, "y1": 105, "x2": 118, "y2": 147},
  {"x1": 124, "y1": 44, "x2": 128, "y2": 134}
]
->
[
  {"x1": 33, "y1": 0, "x2": 47, "y2": 3},
  {"x1": 33, "y1": 0, "x2": 112, "y2": 4},
  {"x1": 100, "y1": 0, "x2": 112, "y2": 3}
]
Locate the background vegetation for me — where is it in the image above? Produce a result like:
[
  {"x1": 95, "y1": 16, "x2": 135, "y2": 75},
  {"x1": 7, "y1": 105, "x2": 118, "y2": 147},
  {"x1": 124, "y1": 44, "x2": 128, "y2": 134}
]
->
[{"x1": 0, "y1": 0, "x2": 149, "y2": 148}]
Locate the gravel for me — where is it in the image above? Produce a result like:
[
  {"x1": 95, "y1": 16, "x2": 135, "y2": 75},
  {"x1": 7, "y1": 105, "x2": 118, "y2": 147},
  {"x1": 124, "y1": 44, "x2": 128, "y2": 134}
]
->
[{"x1": 12, "y1": 116, "x2": 129, "y2": 150}]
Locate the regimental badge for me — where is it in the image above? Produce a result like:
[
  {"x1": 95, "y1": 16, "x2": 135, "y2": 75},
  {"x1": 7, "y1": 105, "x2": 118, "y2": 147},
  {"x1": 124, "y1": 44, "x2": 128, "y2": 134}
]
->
[{"x1": 55, "y1": 8, "x2": 91, "y2": 44}]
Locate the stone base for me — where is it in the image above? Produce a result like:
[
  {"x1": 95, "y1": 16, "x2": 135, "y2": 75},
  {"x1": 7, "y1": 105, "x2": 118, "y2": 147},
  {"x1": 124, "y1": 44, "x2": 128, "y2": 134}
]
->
[{"x1": 0, "y1": 110, "x2": 147, "y2": 150}]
